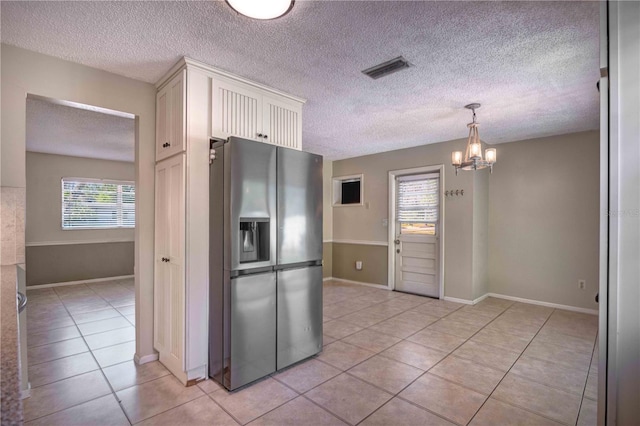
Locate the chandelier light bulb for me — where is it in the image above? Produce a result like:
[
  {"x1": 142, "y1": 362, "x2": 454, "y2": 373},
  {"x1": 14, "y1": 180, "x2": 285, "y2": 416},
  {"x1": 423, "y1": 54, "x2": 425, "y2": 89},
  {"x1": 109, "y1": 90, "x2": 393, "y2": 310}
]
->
[
  {"x1": 226, "y1": 0, "x2": 295, "y2": 20},
  {"x1": 452, "y1": 151, "x2": 463, "y2": 166},
  {"x1": 485, "y1": 148, "x2": 496, "y2": 164},
  {"x1": 470, "y1": 142, "x2": 482, "y2": 159}
]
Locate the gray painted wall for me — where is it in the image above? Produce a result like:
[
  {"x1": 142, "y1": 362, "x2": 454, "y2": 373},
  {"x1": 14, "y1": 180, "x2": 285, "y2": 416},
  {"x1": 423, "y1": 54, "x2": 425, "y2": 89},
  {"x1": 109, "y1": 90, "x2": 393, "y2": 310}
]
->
[
  {"x1": 472, "y1": 169, "x2": 489, "y2": 300},
  {"x1": 26, "y1": 152, "x2": 135, "y2": 244},
  {"x1": 332, "y1": 137, "x2": 482, "y2": 301},
  {"x1": 26, "y1": 242, "x2": 133, "y2": 286},
  {"x1": 488, "y1": 131, "x2": 599, "y2": 310},
  {"x1": 329, "y1": 130, "x2": 599, "y2": 309}
]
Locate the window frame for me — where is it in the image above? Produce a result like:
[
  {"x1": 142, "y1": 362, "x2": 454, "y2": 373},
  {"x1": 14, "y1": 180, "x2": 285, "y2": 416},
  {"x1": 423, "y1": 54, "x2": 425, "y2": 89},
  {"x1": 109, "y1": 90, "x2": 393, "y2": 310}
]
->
[
  {"x1": 332, "y1": 174, "x2": 364, "y2": 207},
  {"x1": 61, "y1": 177, "x2": 136, "y2": 231},
  {"x1": 396, "y1": 172, "x2": 440, "y2": 236}
]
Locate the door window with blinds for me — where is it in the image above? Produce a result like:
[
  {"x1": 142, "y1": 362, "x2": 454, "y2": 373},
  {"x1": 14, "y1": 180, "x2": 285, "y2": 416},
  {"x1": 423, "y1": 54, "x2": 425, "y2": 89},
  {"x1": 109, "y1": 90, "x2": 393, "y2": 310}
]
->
[
  {"x1": 62, "y1": 178, "x2": 135, "y2": 230},
  {"x1": 397, "y1": 173, "x2": 439, "y2": 235}
]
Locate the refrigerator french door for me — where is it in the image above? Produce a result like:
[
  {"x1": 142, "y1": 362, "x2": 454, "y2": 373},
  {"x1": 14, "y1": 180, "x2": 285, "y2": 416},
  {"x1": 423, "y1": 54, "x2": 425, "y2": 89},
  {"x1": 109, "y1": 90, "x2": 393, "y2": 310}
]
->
[{"x1": 276, "y1": 146, "x2": 323, "y2": 370}]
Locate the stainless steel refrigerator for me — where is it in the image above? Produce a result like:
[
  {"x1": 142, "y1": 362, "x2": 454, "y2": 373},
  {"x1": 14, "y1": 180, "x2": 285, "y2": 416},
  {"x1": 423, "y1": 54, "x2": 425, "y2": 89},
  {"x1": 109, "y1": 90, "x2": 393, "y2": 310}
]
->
[{"x1": 209, "y1": 136, "x2": 323, "y2": 391}]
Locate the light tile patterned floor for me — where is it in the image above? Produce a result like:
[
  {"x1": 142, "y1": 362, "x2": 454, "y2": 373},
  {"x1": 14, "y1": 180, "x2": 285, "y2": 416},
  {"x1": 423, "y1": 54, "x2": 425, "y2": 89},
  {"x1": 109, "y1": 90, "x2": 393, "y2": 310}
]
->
[{"x1": 24, "y1": 279, "x2": 598, "y2": 425}]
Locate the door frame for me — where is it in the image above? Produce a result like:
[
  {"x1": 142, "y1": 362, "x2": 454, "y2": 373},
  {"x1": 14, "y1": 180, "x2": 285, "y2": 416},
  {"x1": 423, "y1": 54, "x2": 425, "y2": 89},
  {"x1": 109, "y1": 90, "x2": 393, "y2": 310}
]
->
[{"x1": 388, "y1": 164, "x2": 445, "y2": 298}]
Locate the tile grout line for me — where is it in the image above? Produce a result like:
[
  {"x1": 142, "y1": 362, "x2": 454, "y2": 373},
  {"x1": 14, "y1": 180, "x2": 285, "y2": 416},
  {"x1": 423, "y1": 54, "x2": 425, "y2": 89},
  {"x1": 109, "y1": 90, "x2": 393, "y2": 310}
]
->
[
  {"x1": 24, "y1": 282, "x2": 133, "y2": 424},
  {"x1": 331, "y1": 298, "x2": 562, "y2": 426},
  {"x1": 311, "y1": 300, "x2": 487, "y2": 426},
  {"x1": 264, "y1": 376, "x2": 352, "y2": 426},
  {"x1": 345, "y1": 301, "x2": 518, "y2": 425},
  {"x1": 574, "y1": 331, "x2": 599, "y2": 426},
  {"x1": 363, "y1": 301, "x2": 519, "y2": 426},
  {"x1": 55, "y1": 283, "x2": 136, "y2": 425},
  {"x1": 467, "y1": 307, "x2": 584, "y2": 426}
]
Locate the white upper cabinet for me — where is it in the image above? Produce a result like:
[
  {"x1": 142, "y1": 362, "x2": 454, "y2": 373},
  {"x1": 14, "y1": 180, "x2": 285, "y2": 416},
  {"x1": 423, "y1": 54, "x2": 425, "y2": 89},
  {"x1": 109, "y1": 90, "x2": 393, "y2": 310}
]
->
[
  {"x1": 156, "y1": 70, "x2": 186, "y2": 161},
  {"x1": 212, "y1": 76, "x2": 303, "y2": 150},
  {"x1": 212, "y1": 77, "x2": 262, "y2": 142},
  {"x1": 262, "y1": 95, "x2": 302, "y2": 150}
]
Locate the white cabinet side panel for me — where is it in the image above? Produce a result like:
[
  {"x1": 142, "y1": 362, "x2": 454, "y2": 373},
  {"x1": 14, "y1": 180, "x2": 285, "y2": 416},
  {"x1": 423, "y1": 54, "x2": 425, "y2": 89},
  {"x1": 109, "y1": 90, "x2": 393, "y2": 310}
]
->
[{"x1": 185, "y1": 69, "x2": 211, "y2": 374}]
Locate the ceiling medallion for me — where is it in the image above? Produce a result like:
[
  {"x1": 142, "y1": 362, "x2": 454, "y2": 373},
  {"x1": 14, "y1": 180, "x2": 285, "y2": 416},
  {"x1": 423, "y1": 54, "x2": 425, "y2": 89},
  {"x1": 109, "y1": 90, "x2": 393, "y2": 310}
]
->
[
  {"x1": 225, "y1": 0, "x2": 295, "y2": 20},
  {"x1": 451, "y1": 103, "x2": 496, "y2": 175}
]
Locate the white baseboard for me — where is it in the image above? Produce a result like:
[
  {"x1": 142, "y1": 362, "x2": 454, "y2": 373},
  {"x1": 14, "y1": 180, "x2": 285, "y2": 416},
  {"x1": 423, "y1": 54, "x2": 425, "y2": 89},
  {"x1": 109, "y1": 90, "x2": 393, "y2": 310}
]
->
[
  {"x1": 486, "y1": 293, "x2": 598, "y2": 315},
  {"x1": 473, "y1": 293, "x2": 490, "y2": 304},
  {"x1": 443, "y1": 296, "x2": 474, "y2": 305},
  {"x1": 27, "y1": 275, "x2": 134, "y2": 290},
  {"x1": 135, "y1": 352, "x2": 159, "y2": 365},
  {"x1": 326, "y1": 277, "x2": 390, "y2": 291},
  {"x1": 322, "y1": 277, "x2": 334, "y2": 282},
  {"x1": 21, "y1": 383, "x2": 31, "y2": 399}
]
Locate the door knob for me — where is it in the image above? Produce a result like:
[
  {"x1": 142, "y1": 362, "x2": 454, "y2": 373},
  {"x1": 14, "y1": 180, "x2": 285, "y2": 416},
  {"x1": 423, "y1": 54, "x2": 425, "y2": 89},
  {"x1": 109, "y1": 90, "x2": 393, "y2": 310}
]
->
[
  {"x1": 396, "y1": 249, "x2": 400, "y2": 254},
  {"x1": 394, "y1": 239, "x2": 400, "y2": 245}
]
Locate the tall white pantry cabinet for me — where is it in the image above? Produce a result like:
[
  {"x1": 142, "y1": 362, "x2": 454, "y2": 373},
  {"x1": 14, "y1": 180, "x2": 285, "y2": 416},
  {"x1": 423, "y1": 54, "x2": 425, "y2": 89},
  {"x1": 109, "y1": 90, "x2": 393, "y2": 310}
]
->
[{"x1": 153, "y1": 58, "x2": 305, "y2": 384}]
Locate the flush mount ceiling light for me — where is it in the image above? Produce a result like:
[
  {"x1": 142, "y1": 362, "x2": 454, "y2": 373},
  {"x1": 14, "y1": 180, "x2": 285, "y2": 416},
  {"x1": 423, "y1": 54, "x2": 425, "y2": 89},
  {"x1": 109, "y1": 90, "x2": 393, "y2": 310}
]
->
[
  {"x1": 451, "y1": 103, "x2": 497, "y2": 175},
  {"x1": 225, "y1": 0, "x2": 294, "y2": 20}
]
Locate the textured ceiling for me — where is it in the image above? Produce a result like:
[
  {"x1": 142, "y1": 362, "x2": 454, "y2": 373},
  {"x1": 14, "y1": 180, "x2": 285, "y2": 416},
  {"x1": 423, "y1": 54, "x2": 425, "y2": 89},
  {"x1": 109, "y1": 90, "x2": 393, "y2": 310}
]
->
[
  {"x1": 3, "y1": 1, "x2": 599, "y2": 160},
  {"x1": 26, "y1": 97, "x2": 135, "y2": 162}
]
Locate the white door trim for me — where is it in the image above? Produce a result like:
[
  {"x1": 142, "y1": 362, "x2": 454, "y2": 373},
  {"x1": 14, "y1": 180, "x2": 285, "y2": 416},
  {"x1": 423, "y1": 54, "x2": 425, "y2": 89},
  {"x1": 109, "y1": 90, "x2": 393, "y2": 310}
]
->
[{"x1": 388, "y1": 165, "x2": 445, "y2": 298}]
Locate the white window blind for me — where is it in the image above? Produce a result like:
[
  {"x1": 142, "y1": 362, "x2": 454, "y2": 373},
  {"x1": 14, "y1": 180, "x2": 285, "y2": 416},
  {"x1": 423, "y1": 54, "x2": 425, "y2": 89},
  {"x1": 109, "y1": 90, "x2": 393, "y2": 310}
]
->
[
  {"x1": 397, "y1": 174, "x2": 439, "y2": 223},
  {"x1": 62, "y1": 178, "x2": 135, "y2": 230}
]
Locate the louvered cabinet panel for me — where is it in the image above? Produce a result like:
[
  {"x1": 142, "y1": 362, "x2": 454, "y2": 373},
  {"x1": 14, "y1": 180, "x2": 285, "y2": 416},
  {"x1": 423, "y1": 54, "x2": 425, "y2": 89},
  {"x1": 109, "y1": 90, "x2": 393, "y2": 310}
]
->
[
  {"x1": 212, "y1": 78, "x2": 262, "y2": 141},
  {"x1": 262, "y1": 95, "x2": 302, "y2": 150}
]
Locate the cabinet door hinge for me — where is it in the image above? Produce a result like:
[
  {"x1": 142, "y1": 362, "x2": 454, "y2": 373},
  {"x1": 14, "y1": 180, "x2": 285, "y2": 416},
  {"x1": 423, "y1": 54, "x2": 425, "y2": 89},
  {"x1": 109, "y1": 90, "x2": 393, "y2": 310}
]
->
[{"x1": 209, "y1": 148, "x2": 216, "y2": 164}]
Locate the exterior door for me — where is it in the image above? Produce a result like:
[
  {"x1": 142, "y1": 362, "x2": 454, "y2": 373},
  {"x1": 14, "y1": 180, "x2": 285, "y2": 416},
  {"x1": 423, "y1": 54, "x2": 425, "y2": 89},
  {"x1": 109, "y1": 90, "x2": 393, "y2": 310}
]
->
[{"x1": 393, "y1": 173, "x2": 440, "y2": 298}]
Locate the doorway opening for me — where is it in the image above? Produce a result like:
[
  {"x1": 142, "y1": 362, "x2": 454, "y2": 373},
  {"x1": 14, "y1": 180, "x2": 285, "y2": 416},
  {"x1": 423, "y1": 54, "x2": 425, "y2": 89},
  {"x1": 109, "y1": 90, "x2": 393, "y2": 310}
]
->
[{"x1": 23, "y1": 95, "x2": 138, "y2": 403}]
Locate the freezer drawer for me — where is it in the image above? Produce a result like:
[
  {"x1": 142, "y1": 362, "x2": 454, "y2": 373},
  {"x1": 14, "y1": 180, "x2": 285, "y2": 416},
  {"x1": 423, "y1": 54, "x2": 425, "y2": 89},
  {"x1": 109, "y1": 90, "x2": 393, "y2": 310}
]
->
[
  {"x1": 277, "y1": 266, "x2": 323, "y2": 370},
  {"x1": 227, "y1": 271, "x2": 276, "y2": 390}
]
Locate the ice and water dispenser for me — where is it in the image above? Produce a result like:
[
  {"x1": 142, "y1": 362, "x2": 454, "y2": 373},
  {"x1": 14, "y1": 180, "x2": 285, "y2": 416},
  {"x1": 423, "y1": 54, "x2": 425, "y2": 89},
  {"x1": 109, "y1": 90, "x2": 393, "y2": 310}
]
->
[{"x1": 238, "y1": 218, "x2": 270, "y2": 263}]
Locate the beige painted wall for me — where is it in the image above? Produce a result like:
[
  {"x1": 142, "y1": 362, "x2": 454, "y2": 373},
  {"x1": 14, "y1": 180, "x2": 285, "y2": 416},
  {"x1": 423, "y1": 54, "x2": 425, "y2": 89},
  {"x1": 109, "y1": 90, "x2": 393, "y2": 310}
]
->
[
  {"x1": 1, "y1": 44, "x2": 157, "y2": 361},
  {"x1": 322, "y1": 160, "x2": 333, "y2": 242},
  {"x1": 472, "y1": 170, "x2": 489, "y2": 299},
  {"x1": 322, "y1": 160, "x2": 333, "y2": 277},
  {"x1": 489, "y1": 131, "x2": 599, "y2": 310},
  {"x1": 26, "y1": 152, "x2": 135, "y2": 244},
  {"x1": 332, "y1": 138, "x2": 478, "y2": 300}
]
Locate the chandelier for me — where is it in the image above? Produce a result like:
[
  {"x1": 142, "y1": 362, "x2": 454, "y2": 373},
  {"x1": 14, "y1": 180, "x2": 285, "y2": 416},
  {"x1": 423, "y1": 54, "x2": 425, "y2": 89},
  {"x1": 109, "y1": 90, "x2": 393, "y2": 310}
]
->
[{"x1": 451, "y1": 103, "x2": 496, "y2": 175}]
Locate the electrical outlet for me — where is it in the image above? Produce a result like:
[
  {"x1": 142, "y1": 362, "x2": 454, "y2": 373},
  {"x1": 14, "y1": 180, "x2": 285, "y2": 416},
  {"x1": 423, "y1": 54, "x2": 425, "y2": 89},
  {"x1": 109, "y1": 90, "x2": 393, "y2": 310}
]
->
[{"x1": 578, "y1": 279, "x2": 586, "y2": 290}]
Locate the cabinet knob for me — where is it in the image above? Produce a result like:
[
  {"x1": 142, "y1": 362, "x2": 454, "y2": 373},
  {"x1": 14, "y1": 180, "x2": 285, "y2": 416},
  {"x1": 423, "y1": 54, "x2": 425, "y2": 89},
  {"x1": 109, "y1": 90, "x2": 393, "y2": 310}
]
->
[
  {"x1": 263, "y1": 134, "x2": 268, "y2": 139},
  {"x1": 257, "y1": 133, "x2": 263, "y2": 138}
]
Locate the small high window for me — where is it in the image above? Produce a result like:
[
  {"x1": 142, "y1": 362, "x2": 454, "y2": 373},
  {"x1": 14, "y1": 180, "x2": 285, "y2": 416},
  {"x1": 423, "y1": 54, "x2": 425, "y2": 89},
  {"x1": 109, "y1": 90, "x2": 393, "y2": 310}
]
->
[
  {"x1": 62, "y1": 177, "x2": 135, "y2": 230},
  {"x1": 333, "y1": 174, "x2": 363, "y2": 206}
]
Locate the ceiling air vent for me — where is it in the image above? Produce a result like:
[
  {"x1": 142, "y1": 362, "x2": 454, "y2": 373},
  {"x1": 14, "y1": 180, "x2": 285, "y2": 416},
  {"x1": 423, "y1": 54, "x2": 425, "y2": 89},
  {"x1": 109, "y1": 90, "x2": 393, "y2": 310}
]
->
[{"x1": 362, "y1": 56, "x2": 411, "y2": 80}]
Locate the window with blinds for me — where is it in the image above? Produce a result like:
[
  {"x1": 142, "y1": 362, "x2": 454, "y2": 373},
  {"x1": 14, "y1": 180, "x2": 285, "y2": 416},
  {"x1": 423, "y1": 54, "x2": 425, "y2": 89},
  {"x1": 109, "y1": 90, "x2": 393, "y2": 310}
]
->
[
  {"x1": 397, "y1": 173, "x2": 439, "y2": 235},
  {"x1": 62, "y1": 178, "x2": 135, "y2": 230}
]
